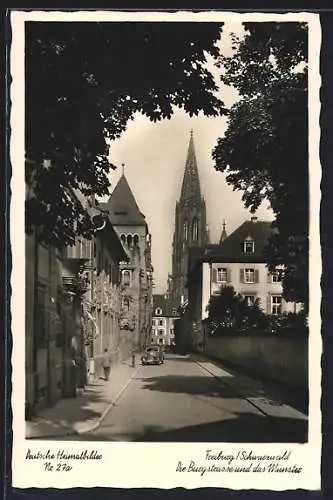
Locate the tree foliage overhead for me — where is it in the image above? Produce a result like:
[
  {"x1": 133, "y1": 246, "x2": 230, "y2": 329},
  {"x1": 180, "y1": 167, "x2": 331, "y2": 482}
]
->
[
  {"x1": 212, "y1": 22, "x2": 308, "y2": 305},
  {"x1": 26, "y1": 21, "x2": 226, "y2": 246}
]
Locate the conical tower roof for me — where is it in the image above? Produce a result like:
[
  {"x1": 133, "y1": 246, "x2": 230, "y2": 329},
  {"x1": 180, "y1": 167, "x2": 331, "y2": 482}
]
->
[
  {"x1": 180, "y1": 130, "x2": 201, "y2": 201},
  {"x1": 103, "y1": 174, "x2": 146, "y2": 226}
]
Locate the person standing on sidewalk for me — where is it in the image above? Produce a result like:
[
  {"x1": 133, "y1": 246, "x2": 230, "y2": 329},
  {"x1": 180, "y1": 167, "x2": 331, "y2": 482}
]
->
[{"x1": 103, "y1": 348, "x2": 111, "y2": 381}]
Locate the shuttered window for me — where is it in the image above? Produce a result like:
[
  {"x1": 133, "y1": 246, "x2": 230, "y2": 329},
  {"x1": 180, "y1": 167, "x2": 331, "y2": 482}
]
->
[
  {"x1": 241, "y1": 268, "x2": 259, "y2": 283},
  {"x1": 216, "y1": 268, "x2": 227, "y2": 282}
]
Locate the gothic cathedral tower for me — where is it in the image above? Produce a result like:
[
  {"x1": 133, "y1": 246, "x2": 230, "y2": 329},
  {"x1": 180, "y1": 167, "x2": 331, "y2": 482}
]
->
[{"x1": 171, "y1": 131, "x2": 208, "y2": 304}]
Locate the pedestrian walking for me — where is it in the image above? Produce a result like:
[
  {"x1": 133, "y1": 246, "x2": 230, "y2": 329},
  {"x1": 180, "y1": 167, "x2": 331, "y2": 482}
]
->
[{"x1": 103, "y1": 348, "x2": 111, "y2": 381}]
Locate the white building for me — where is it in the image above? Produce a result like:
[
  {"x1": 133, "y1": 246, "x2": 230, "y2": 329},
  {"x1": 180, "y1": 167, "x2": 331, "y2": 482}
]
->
[
  {"x1": 151, "y1": 295, "x2": 180, "y2": 347},
  {"x1": 187, "y1": 217, "x2": 302, "y2": 344}
]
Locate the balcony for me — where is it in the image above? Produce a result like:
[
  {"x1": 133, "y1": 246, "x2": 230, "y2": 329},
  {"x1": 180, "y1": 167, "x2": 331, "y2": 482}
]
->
[{"x1": 62, "y1": 274, "x2": 89, "y2": 297}]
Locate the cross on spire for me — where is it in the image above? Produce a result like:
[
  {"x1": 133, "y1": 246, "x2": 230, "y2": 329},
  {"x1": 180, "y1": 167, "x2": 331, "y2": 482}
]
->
[{"x1": 121, "y1": 163, "x2": 125, "y2": 176}]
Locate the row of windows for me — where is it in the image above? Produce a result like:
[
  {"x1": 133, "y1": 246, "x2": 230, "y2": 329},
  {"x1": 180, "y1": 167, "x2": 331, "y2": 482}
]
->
[
  {"x1": 242, "y1": 294, "x2": 282, "y2": 315},
  {"x1": 120, "y1": 233, "x2": 140, "y2": 248},
  {"x1": 213, "y1": 267, "x2": 284, "y2": 284},
  {"x1": 152, "y1": 318, "x2": 176, "y2": 326},
  {"x1": 155, "y1": 307, "x2": 178, "y2": 316},
  {"x1": 152, "y1": 328, "x2": 174, "y2": 337}
]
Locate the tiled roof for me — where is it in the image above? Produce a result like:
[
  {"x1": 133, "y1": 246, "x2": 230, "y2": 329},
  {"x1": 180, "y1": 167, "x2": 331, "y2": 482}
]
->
[
  {"x1": 202, "y1": 220, "x2": 274, "y2": 263},
  {"x1": 101, "y1": 175, "x2": 146, "y2": 226},
  {"x1": 152, "y1": 294, "x2": 180, "y2": 317}
]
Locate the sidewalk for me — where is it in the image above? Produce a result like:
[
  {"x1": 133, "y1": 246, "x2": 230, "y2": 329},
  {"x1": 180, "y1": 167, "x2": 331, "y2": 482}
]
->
[
  {"x1": 191, "y1": 353, "x2": 308, "y2": 421},
  {"x1": 26, "y1": 358, "x2": 141, "y2": 439}
]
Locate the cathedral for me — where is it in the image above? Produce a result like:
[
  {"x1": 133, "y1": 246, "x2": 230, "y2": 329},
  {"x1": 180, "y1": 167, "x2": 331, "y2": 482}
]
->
[{"x1": 170, "y1": 131, "x2": 209, "y2": 305}]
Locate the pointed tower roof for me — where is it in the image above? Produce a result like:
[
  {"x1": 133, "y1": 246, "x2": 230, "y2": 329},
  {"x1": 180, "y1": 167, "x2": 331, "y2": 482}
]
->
[
  {"x1": 102, "y1": 174, "x2": 146, "y2": 226},
  {"x1": 219, "y1": 220, "x2": 228, "y2": 245},
  {"x1": 180, "y1": 130, "x2": 201, "y2": 202}
]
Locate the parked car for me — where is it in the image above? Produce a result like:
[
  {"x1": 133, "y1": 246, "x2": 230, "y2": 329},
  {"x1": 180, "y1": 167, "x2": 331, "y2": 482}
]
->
[{"x1": 141, "y1": 346, "x2": 165, "y2": 365}]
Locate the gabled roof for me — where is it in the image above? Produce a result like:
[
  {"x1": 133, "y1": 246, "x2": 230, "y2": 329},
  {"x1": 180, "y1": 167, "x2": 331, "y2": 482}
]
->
[
  {"x1": 202, "y1": 219, "x2": 274, "y2": 263},
  {"x1": 101, "y1": 174, "x2": 146, "y2": 226},
  {"x1": 153, "y1": 294, "x2": 180, "y2": 317}
]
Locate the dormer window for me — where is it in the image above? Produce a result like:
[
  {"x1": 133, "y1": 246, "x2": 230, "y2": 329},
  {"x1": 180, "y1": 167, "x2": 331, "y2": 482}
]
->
[
  {"x1": 155, "y1": 307, "x2": 162, "y2": 316},
  {"x1": 243, "y1": 237, "x2": 254, "y2": 254}
]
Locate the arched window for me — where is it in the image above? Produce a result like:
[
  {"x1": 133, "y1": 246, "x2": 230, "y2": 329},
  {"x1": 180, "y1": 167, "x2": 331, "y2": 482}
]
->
[
  {"x1": 192, "y1": 218, "x2": 198, "y2": 242},
  {"x1": 122, "y1": 297, "x2": 130, "y2": 312},
  {"x1": 127, "y1": 234, "x2": 132, "y2": 247},
  {"x1": 120, "y1": 234, "x2": 126, "y2": 246},
  {"x1": 122, "y1": 270, "x2": 131, "y2": 286},
  {"x1": 183, "y1": 220, "x2": 188, "y2": 240},
  {"x1": 133, "y1": 234, "x2": 139, "y2": 246}
]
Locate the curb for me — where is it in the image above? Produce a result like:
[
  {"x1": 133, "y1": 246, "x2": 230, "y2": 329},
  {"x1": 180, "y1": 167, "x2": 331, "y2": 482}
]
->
[
  {"x1": 26, "y1": 363, "x2": 142, "y2": 439},
  {"x1": 76, "y1": 363, "x2": 141, "y2": 435}
]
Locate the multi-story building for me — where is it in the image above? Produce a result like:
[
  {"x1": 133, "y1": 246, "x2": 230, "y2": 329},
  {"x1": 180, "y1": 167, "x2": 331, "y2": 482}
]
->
[
  {"x1": 25, "y1": 163, "x2": 127, "y2": 416},
  {"x1": 170, "y1": 131, "x2": 209, "y2": 305},
  {"x1": 101, "y1": 173, "x2": 153, "y2": 354},
  {"x1": 187, "y1": 217, "x2": 302, "y2": 349},
  {"x1": 151, "y1": 295, "x2": 180, "y2": 347},
  {"x1": 82, "y1": 205, "x2": 129, "y2": 379}
]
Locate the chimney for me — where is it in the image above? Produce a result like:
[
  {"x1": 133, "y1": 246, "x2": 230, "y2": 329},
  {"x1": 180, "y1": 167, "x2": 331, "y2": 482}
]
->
[{"x1": 251, "y1": 216, "x2": 258, "y2": 223}]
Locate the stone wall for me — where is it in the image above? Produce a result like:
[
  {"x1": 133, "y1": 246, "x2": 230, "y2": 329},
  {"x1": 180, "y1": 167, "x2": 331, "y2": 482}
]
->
[{"x1": 204, "y1": 334, "x2": 308, "y2": 392}]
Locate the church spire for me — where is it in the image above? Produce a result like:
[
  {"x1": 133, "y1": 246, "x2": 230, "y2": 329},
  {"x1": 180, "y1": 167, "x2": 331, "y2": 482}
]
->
[
  {"x1": 180, "y1": 130, "x2": 201, "y2": 202},
  {"x1": 219, "y1": 219, "x2": 228, "y2": 245}
]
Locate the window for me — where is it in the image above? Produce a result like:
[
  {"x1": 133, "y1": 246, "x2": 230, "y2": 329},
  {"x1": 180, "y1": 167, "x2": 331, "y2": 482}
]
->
[
  {"x1": 172, "y1": 308, "x2": 177, "y2": 316},
  {"x1": 183, "y1": 221, "x2": 188, "y2": 241},
  {"x1": 155, "y1": 307, "x2": 162, "y2": 316},
  {"x1": 158, "y1": 319, "x2": 164, "y2": 326},
  {"x1": 122, "y1": 297, "x2": 130, "y2": 312},
  {"x1": 159, "y1": 338, "x2": 164, "y2": 345},
  {"x1": 122, "y1": 270, "x2": 131, "y2": 286},
  {"x1": 217, "y1": 267, "x2": 227, "y2": 282},
  {"x1": 271, "y1": 295, "x2": 282, "y2": 315},
  {"x1": 244, "y1": 268, "x2": 255, "y2": 283},
  {"x1": 244, "y1": 238, "x2": 254, "y2": 253},
  {"x1": 271, "y1": 265, "x2": 284, "y2": 283},
  {"x1": 158, "y1": 329, "x2": 164, "y2": 336},
  {"x1": 244, "y1": 295, "x2": 255, "y2": 306},
  {"x1": 133, "y1": 234, "x2": 139, "y2": 246},
  {"x1": 152, "y1": 319, "x2": 155, "y2": 326},
  {"x1": 192, "y1": 218, "x2": 198, "y2": 242}
]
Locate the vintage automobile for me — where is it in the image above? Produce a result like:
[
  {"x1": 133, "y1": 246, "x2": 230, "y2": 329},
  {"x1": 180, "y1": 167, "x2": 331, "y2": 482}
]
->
[{"x1": 141, "y1": 346, "x2": 165, "y2": 365}]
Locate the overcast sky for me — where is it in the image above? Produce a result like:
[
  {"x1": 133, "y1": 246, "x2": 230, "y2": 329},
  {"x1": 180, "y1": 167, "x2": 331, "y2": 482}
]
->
[{"x1": 105, "y1": 23, "x2": 273, "y2": 293}]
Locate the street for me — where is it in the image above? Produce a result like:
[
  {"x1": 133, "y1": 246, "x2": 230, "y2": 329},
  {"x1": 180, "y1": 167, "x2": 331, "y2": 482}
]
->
[{"x1": 65, "y1": 354, "x2": 307, "y2": 443}]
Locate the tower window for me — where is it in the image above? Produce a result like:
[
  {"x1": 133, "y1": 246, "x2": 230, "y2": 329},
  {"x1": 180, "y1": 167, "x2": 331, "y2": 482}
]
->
[
  {"x1": 183, "y1": 221, "x2": 188, "y2": 241},
  {"x1": 192, "y1": 218, "x2": 198, "y2": 242},
  {"x1": 127, "y1": 234, "x2": 133, "y2": 247},
  {"x1": 122, "y1": 270, "x2": 131, "y2": 286},
  {"x1": 133, "y1": 234, "x2": 139, "y2": 246}
]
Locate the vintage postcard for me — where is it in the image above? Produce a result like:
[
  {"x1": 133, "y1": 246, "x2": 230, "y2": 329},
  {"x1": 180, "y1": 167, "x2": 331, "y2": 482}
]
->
[{"x1": 10, "y1": 9, "x2": 322, "y2": 490}]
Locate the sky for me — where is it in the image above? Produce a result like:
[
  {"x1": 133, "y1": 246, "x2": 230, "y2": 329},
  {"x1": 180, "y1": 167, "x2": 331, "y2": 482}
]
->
[{"x1": 105, "y1": 23, "x2": 273, "y2": 293}]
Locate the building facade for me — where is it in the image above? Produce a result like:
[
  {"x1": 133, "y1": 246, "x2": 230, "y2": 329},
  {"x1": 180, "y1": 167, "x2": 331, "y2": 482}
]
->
[
  {"x1": 82, "y1": 208, "x2": 129, "y2": 379},
  {"x1": 170, "y1": 131, "x2": 208, "y2": 305},
  {"x1": 151, "y1": 295, "x2": 180, "y2": 347},
  {"x1": 25, "y1": 163, "x2": 128, "y2": 416},
  {"x1": 101, "y1": 174, "x2": 153, "y2": 354}
]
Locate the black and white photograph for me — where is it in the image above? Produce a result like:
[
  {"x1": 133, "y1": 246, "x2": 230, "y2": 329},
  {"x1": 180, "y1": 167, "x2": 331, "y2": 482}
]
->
[{"x1": 10, "y1": 10, "x2": 322, "y2": 491}]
